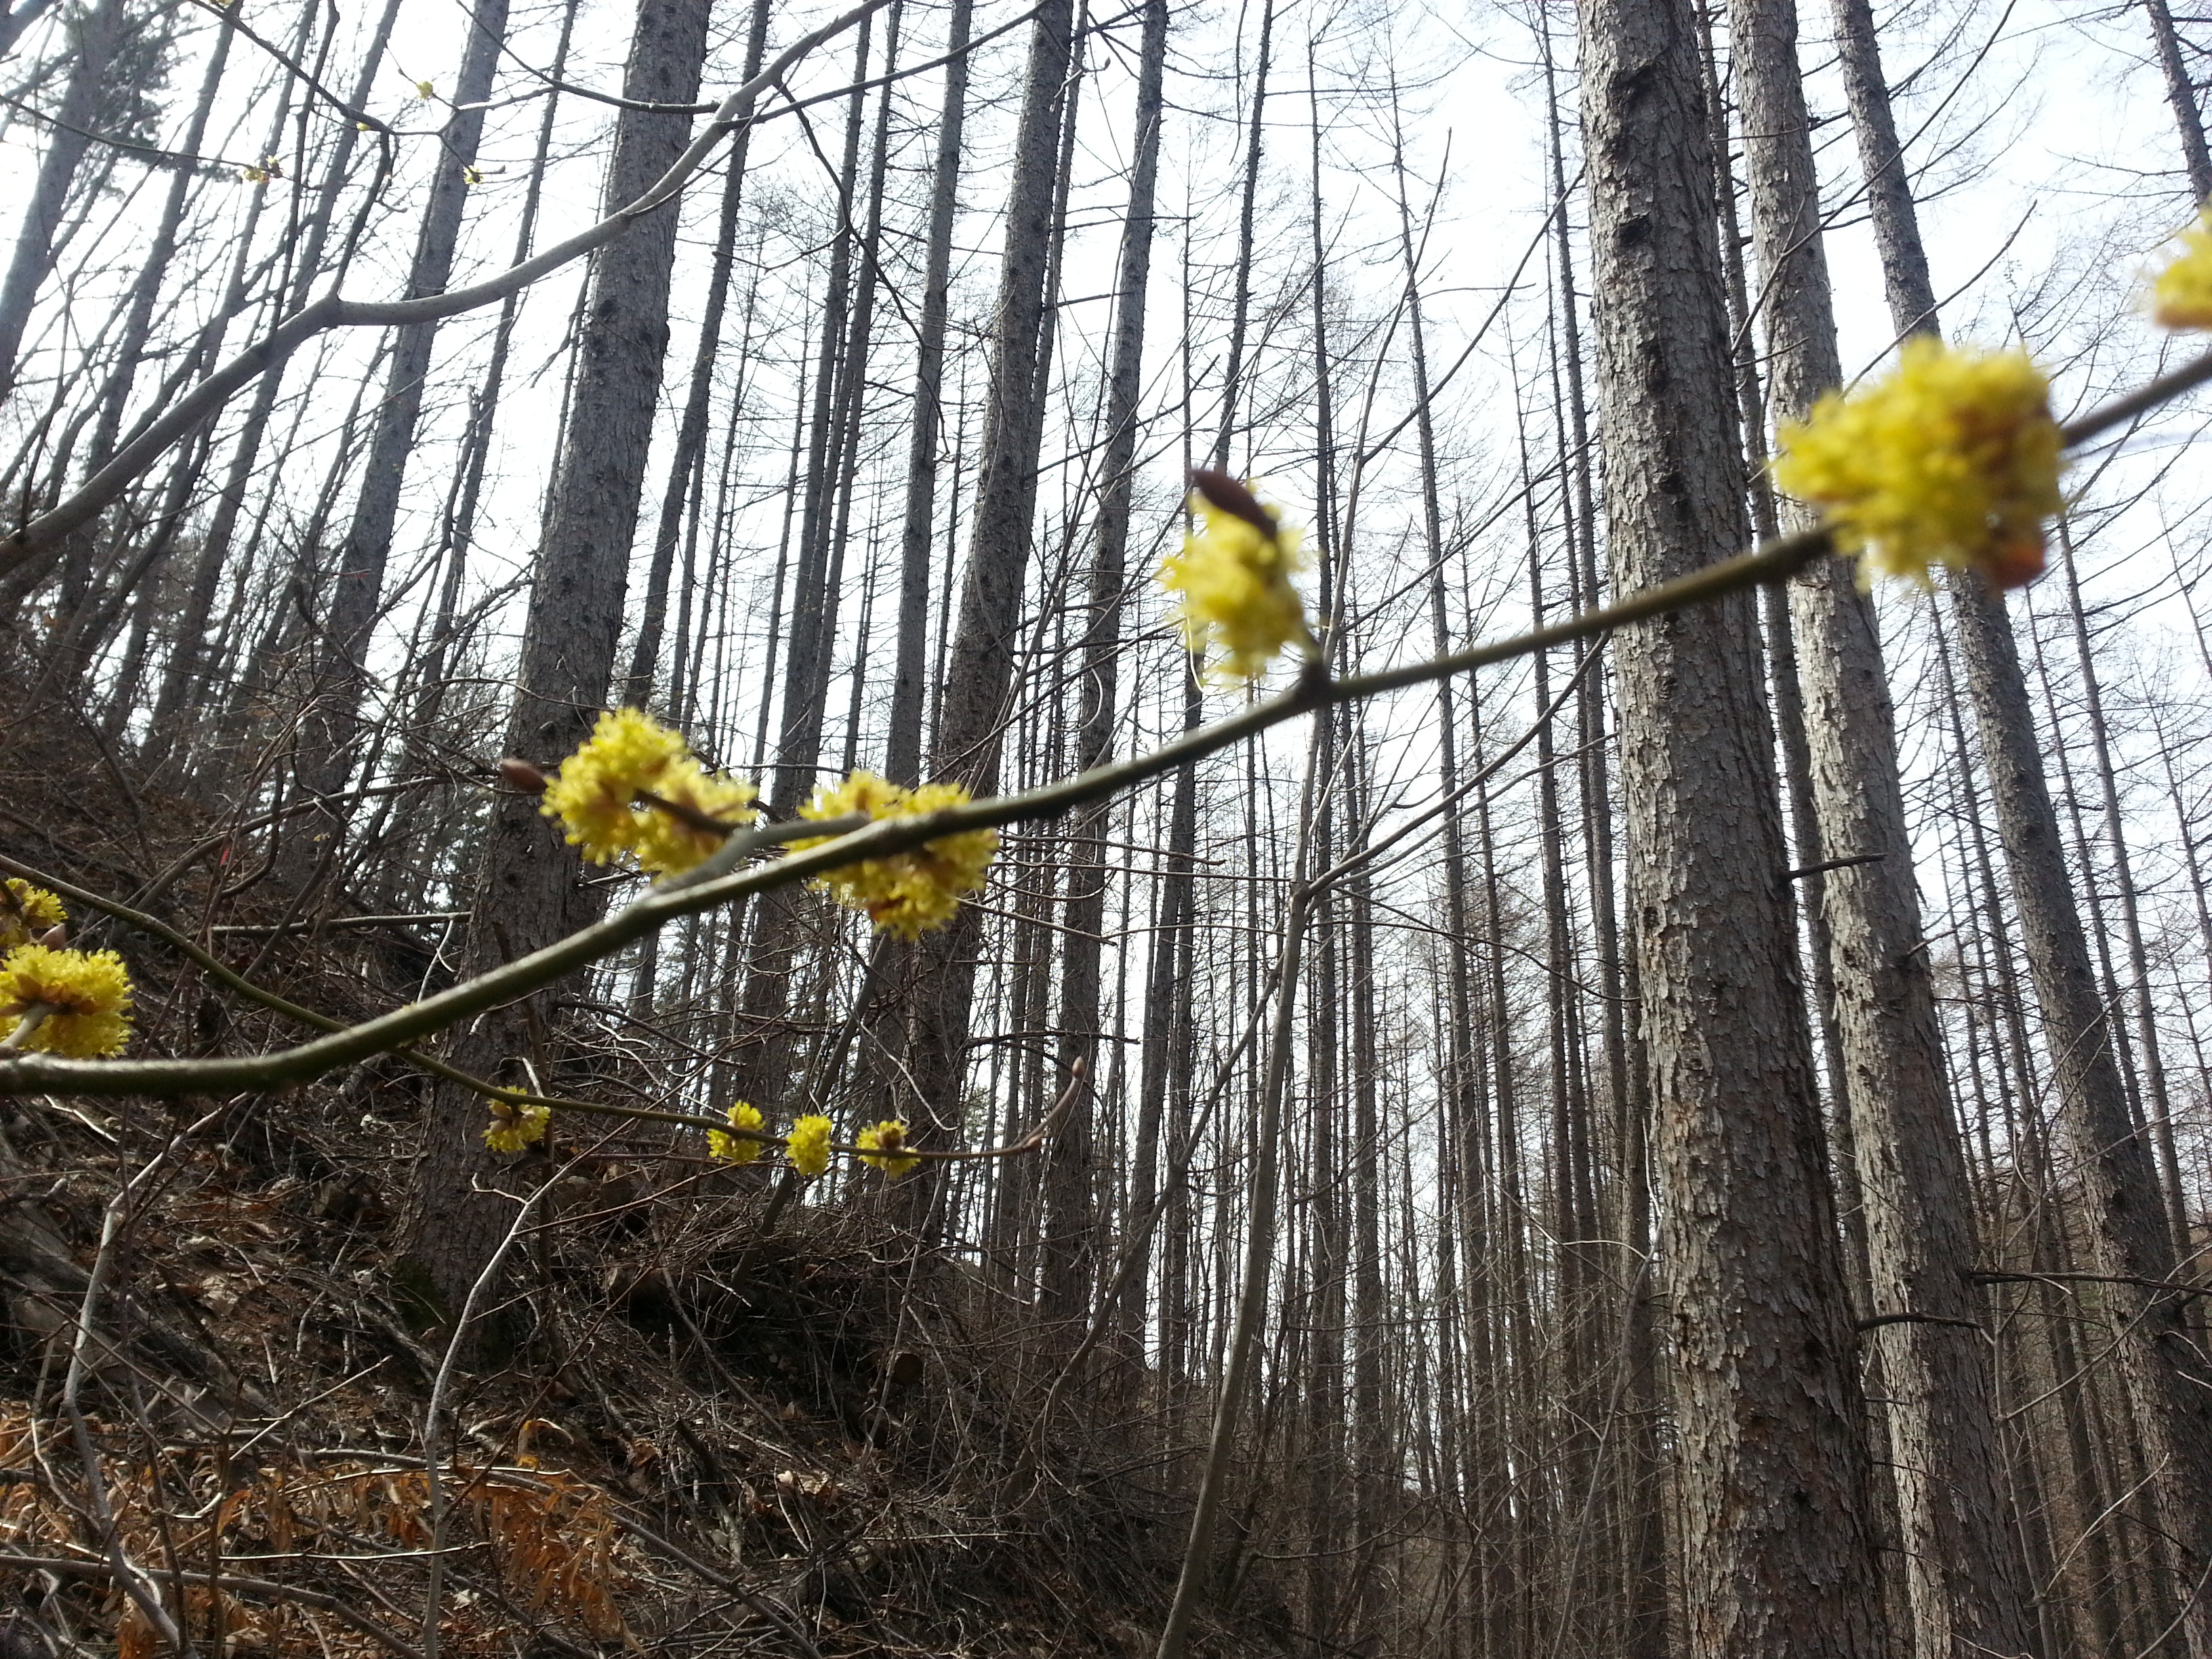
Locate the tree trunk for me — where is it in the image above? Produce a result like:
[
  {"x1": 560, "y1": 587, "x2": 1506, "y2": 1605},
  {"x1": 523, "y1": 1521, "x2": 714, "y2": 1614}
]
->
[
  {"x1": 1575, "y1": 0, "x2": 1888, "y2": 1651},
  {"x1": 1829, "y1": 0, "x2": 2212, "y2": 1637},
  {"x1": 620, "y1": 0, "x2": 774, "y2": 713},
  {"x1": 727, "y1": 14, "x2": 878, "y2": 1105},
  {"x1": 1727, "y1": 0, "x2": 2034, "y2": 1650},
  {"x1": 403, "y1": 0, "x2": 715, "y2": 1330},
  {"x1": 894, "y1": 0, "x2": 1077, "y2": 1174},
  {"x1": 281, "y1": 0, "x2": 514, "y2": 878},
  {"x1": 883, "y1": 0, "x2": 972, "y2": 785},
  {"x1": 2143, "y1": 0, "x2": 2212, "y2": 203},
  {"x1": 1044, "y1": 0, "x2": 1166, "y2": 1332},
  {"x1": 140, "y1": 0, "x2": 407, "y2": 778},
  {"x1": 0, "y1": 0, "x2": 127, "y2": 400}
]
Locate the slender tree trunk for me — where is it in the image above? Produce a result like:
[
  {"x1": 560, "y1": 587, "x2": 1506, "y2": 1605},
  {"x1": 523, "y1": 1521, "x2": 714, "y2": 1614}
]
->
[
  {"x1": 621, "y1": 0, "x2": 774, "y2": 712},
  {"x1": 1044, "y1": 0, "x2": 1166, "y2": 1332},
  {"x1": 2143, "y1": 0, "x2": 2212, "y2": 203},
  {"x1": 884, "y1": 0, "x2": 970, "y2": 785},
  {"x1": 1830, "y1": 1, "x2": 2212, "y2": 1637},
  {"x1": 403, "y1": 0, "x2": 716, "y2": 1329},
  {"x1": 896, "y1": 0, "x2": 1077, "y2": 1174},
  {"x1": 140, "y1": 0, "x2": 406, "y2": 775},
  {"x1": 2054, "y1": 524, "x2": 2190, "y2": 1261},
  {"x1": 1727, "y1": 0, "x2": 2032, "y2": 1651},
  {"x1": 728, "y1": 14, "x2": 878, "y2": 1105},
  {"x1": 1576, "y1": 0, "x2": 1887, "y2": 1650},
  {"x1": 0, "y1": 0, "x2": 127, "y2": 400},
  {"x1": 281, "y1": 0, "x2": 514, "y2": 879}
]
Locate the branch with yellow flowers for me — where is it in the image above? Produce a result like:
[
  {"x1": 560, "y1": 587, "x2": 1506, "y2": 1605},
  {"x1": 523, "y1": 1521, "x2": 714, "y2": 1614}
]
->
[
  {"x1": 0, "y1": 319, "x2": 2205, "y2": 1162},
  {"x1": 0, "y1": 851, "x2": 1045, "y2": 1170},
  {"x1": 0, "y1": 522, "x2": 1837, "y2": 1105}
]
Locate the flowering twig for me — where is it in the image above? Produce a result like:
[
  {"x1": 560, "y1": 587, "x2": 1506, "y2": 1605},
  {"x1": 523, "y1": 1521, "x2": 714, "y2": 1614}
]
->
[
  {"x1": 1, "y1": 1005, "x2": 49, "y2": 1052},
  {"x1": 0, "y1": 523, "x2": 1860, "y2": 1101},
  {"x1": 12, "y1": 359, "x2": 2201, "y2": 1108}
]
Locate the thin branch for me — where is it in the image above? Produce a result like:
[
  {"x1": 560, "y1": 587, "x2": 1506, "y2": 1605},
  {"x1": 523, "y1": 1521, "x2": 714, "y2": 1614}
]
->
[
  {"x1": 0, "y1": 525, "x2": 1828, "y2": 1096},
  {"x1": 0, "y1": 0, "x2": 895, "y2": 571}
]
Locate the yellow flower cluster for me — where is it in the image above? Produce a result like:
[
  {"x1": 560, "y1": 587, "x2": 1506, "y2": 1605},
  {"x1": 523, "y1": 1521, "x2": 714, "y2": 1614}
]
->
[
  {"x1": 796, "y1": 773, "x2": 998, "y2": 939},
  {"x1": 0, "y1": 880, "x2": 65, "y2": 952},
  {"x1": 708, "y1": 1101, "x2": 766, "y2": 1166},
  {"x1": 1158, "y1": 483, "x2": 1311, "y2": 680},
  {"x1": 1771, "y1": 339, "x2": 2064, "y2": 591},
  {"x1": 0, "y1": 945, "x2": 134, "y2": 1058},
  {"x1": 539, "y1": 708, "x2": 758, "y2": 878},
  {"x1": 785, "y1": 1113, "x2": 834, "y2": 1178},
  {"x1": 483, "y1": 1098, "x2": 550, "y2": 1154},
  {"x1": 2154, "y1": 212, "x2": 2212, "y2": 329},
  {"x1": 855, "y1": 1120, "x2": 920, "y2": 1179}
]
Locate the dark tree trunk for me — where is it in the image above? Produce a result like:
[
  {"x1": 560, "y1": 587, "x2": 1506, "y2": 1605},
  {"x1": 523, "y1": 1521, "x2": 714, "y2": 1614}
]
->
[
  {"x1": 1575, "y1": 0, "x2": 1888, "y2": 1648},
  {"x1": 893, "y1": 0, "x2": 1077, "y2": 1179},
  {"x1": 1044, "y1": 0, "x2": 1167, "y2": 1332},
  {"x1": 280, "y1": 0, "x2": 514, "y2": 879},
  {"x1": 403, "y1": 0, "x2": 716, "y2": 1330}
]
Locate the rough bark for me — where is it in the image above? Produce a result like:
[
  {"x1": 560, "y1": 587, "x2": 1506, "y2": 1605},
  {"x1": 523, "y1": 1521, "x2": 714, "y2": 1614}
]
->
[
  {"x1": 1726, "y1": 0, "x2": 2034, "y2": 1652},
  {"x1": 403, "y1": 0, "x2": 714, "y2": 1328},
  {"x1": 2143, "y1": 0, "x2": 2212, "y2": 203},
  {"x1": 1575, "y1": 0, "x2": 1888, "y2": 1650}
]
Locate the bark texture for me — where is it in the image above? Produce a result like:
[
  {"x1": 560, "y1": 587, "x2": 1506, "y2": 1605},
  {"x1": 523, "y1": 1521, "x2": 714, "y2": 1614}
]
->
[
  {"x1": 1576, "y1": 0, "x2": 1887, "y2": 1649},
  {"x1": 1727, "y1": 0, "x2": 2031, "y2": 1650},
  {"x1": 404, "y1": 0, "x2": 713, "y2": 1326}
]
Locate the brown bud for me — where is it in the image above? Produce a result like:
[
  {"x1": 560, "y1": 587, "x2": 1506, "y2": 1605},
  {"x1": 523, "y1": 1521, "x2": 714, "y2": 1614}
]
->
[
  {"x1": 498, "y1": 758, "x2": 550, "y2": 794},
  {"x1": 34, "y1": 924, "x2": 65, "y2": 949},
  {"x1": 1189, "y1": 468, "x2": 1278, "y2": 537}
]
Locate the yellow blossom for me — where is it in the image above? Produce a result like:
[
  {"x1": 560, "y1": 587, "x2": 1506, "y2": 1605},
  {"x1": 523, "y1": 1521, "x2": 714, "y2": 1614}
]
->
[
  {"x1": 0, "y1": 880, "x2": 65, "y2": 952},
  {"x1": 630, "y1": 758, "x2": 759, "y2": 878},
  {"x1": 1158, "y1": 477, "x2": 1311, "y2": 680},
  {"x1": 483, "y1": 1099, "x2": 550, "y2": 1154},
  {"x1": 2153, "y1": 212, "x2": 2212, "y2": 329},
  {"x1": 415, "y1": 78, "x2": 434, "y2": 100},
  {"x1": 855, "y1": 1120, "x2": 920, "y2": 1179},
  {"x1": 708, "y1": 1101, "x2": 766, "y2": 1166},
  {"x1": 785, "y1": 1114, "x2": 834, "y2": 1178},
  {"x1": 0, "y1": 945, "x2": 133, "y2": 1058},
  {"x1": 539, "y1": 708, "x2": 755, "y2": 875},
  {"x1": 794, "y1": 773, "x2": 998, "y2": 939},
  {"x1": 1771, "y1": 338, "x2": 2063, "y2": 591},
  {"x1": 540, "y1": 708, "x2": 689, "y2": 862},
  {"x1": 463, "y1": 165, "x2": 483, "y2": 186}
]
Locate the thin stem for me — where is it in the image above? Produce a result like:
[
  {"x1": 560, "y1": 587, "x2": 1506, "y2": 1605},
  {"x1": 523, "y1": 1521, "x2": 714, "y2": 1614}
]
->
[
  {"x1": 1, "y1": 1005, "x2": 51, "y2": 1052},
  {"x1": 0, "y1": 527, "x2": 1833, "y2": 1101}
]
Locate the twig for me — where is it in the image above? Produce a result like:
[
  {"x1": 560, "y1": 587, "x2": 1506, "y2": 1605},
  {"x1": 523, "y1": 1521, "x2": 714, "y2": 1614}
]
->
[
  {"x1": 1, "y1": 0, "x2": 897, "y2": 571},
  {"x1": 419, "y1": 1169, "x2": 565, "y2": 1659},
  {"x1": 1972, "y1": 1268, "x2": 2212, "y2": 1300},
  {"x1": 0, "y1": 1555, "x2": 423, "y2": 1659},
  {"x1": 0, "y1": 527, "x2": 1835, "y2": 1101},
  {"x1": 62, "y1": 1105, "x2": 228, "y2": 1656},
  {"x1": 1155, "y1": 725, "x2": 1324, "y2": 1659}
]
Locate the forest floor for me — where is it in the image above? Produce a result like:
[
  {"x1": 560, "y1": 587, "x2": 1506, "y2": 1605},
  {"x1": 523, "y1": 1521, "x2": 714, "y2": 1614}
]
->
[{"x1": 0, "y1": 703, "x2": 1267, "y2": 1659}]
